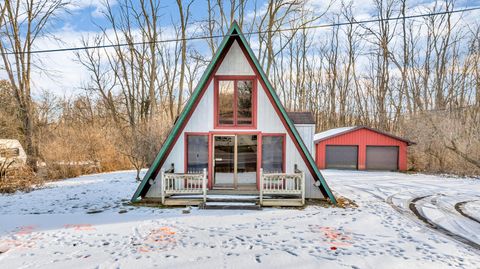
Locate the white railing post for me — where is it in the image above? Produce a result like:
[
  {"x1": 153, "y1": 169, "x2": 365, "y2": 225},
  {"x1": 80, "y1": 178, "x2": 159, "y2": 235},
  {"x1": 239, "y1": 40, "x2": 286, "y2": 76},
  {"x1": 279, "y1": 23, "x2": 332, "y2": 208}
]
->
[
  {"x1": 160, "y1": 169, "x2": 165, "y2": 204},
  {"x1": 203, "y1": 169, "x2": 207, "y2": 202},
  {"x1": 301, "y1": 171, "x2": 305, "y2": 205},
  {"x1": 259, "y1": 168, "x2": 264, "y2": 205}
]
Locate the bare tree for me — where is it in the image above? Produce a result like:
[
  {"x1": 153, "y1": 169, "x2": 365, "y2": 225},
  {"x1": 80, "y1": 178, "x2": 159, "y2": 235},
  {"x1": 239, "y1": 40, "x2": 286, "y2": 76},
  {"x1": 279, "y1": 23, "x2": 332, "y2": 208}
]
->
[
  {"x1": 0, "y1": 0, "x2": 68, "y2": 169},
  {"x1": 175, "y1": 0, "x2": 194, "y2": 116}
]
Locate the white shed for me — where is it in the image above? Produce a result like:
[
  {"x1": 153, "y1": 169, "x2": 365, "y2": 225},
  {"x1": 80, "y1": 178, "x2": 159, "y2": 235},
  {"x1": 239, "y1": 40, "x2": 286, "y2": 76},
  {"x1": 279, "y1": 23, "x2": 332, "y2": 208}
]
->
[{"x1": 0, "y1": 139, "x2": 27, "y2": 167}]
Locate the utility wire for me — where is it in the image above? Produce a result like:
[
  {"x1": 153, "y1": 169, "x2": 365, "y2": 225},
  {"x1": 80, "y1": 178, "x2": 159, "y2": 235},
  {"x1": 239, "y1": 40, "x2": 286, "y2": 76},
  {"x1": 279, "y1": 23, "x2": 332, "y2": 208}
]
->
[{"x1": 3, "y1": 6, "x2": 480, "y2": 55}]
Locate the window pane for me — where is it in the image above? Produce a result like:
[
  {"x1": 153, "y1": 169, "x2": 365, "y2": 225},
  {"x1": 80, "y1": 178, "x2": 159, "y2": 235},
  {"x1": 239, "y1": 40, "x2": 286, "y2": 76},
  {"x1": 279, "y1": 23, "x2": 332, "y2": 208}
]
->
[
  {"x1": 218, "y1": 80, "x2": 234, "y2": 125},
  {"x1": 237, "y1": 80, "x2": 253, "y2": 125},
  {"x1": 237, "y1": 135, "x2": 257, "y2": 184},
  {"x1": 262, "y1": 136, "x2": 284, "y2": 173},
  {"x1": 214, "y1": 136, "x2": 235, "y2": 185},
  {"x1": 187, "y1": 135, "x2": 208, "y2": 173}
]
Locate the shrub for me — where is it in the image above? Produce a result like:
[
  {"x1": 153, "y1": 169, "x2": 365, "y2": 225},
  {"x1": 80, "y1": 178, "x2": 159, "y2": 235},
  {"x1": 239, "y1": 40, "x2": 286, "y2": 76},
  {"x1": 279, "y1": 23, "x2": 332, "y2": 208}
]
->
[{"x1": 0, "y1": 166, "x2": 42, "y2": 193}]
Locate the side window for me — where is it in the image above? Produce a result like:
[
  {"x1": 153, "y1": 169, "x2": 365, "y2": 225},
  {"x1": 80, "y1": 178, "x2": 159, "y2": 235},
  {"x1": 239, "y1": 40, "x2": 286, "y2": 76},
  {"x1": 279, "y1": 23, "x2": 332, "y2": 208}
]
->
[
  {"x1": 186, "y1": 135, "x2": 208, "y2": 173},
  {"x1": 262, "y1": 135, "x2": 285, "y2": 173}
]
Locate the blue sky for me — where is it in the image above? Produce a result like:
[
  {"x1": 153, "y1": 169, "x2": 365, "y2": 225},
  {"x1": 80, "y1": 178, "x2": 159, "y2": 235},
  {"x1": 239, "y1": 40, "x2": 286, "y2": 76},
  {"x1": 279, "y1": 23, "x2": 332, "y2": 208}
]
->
[
  {"x1": 11, "y1": 0, "x2": 480, "y2": 98},
  {"x1": 62, "y1": 0, "x2": 262, "y2": 32}
]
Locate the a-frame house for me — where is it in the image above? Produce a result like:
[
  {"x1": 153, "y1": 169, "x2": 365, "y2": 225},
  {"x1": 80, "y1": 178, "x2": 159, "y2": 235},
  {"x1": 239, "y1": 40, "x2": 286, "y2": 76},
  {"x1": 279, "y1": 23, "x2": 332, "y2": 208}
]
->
[{"x1": 132, "y1": 22, "x2": 336, "y2": 206}]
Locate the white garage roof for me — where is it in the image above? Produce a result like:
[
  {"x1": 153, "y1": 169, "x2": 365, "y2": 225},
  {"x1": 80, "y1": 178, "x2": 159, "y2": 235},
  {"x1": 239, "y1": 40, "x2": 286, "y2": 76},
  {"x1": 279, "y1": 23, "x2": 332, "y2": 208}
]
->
[
  {"x1": 314, "y1": 126, "x2": 416, "y2": 145},
  {"x1": 314, "y1": 126, "x2": 357, "y2": 142}
]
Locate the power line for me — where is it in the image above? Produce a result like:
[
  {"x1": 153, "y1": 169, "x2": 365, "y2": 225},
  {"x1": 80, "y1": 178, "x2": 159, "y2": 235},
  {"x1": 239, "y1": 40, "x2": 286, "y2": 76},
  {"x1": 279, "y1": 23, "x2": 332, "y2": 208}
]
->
[{"x1": 3, "y1": 6, "x2": 480, "y2": 55}]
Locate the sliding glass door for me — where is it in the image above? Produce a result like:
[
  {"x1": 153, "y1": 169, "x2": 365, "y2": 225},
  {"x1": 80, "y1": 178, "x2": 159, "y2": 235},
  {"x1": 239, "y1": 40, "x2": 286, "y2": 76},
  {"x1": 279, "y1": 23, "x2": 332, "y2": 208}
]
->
[{"x1": 213, "y1": 134, "x2": 257, "y2": 189}]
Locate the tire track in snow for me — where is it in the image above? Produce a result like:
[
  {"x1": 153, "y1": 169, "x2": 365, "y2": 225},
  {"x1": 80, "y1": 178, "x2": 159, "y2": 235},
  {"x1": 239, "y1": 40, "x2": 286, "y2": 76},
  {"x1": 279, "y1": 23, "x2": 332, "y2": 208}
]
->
[
  {"x1": 409, "y1": 196, "x2": 480, "y2": 250},
  {"x1": 455, "y1": 200, "x2": 480, "y2": 224},
  {"x1": 347, "y1": 183, "x2": 480, "y2": 252}
]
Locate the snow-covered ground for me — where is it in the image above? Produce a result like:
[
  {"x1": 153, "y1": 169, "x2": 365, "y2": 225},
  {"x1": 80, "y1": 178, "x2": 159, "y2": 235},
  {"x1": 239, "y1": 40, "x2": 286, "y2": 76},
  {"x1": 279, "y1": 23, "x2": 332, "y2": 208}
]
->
[{"x1": 0, "y1": 170, "x2": 479, "y2": 268}]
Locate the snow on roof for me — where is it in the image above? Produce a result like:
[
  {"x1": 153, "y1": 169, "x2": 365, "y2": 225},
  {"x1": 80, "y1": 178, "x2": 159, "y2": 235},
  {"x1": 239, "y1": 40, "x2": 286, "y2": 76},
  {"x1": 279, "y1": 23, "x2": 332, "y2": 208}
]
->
[
  {"x1": 314, "y1": 126, "x2": 416, "y2": 145},
  {"x1": 314, "y1": 126, "x2": 357, "y2": 142}
]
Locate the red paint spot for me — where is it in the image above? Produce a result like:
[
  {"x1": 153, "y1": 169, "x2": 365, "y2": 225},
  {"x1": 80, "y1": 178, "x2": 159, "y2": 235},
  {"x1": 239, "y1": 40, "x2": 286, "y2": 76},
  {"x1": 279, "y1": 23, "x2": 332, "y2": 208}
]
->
[
  {"x1": 312, "y1": 226, "x2": 353, "y2": 248},
  {"x1": 64, "y1": 224, "x2": 96, "y2": 231},
  {"x1": 330, "y1": 246, "x2": 337, "y2": 250},
  {"x1": 138, "y1": 246, "x2": 150, "y2": 253},
  {"x1": 137, "y1": 226, "x2": 177, "y2": 253},
  {"x1": 16, "y1": 225, "x2": 36, "y2": 235}
]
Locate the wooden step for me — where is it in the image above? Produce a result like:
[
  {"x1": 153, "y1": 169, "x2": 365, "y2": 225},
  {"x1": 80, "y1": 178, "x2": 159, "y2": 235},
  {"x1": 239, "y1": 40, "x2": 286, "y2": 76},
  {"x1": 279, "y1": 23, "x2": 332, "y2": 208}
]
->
[
  {"x1": 206, "y1": 195, "x2": 258, "y2": 203},
  {"x1": 200, "y1": 202, "x2": 262, "y2": 210}
]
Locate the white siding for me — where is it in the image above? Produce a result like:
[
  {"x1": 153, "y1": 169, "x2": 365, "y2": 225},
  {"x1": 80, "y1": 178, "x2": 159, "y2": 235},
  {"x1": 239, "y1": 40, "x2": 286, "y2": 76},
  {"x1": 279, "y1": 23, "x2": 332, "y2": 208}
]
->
[
  {"x1": 295, "y1": 124, "x2": 315, "y2": 154},
  {"x1": 146, "y1": 40, "x2": 324, "y2": 199},
  {"x1": 216, "y1": 41, "x2": 255, "y2": 76}
]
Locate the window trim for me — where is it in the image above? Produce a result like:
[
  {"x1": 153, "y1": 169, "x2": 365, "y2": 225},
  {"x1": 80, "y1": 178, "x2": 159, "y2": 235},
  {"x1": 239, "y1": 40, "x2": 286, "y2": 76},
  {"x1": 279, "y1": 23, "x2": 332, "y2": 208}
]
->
[
  {"x1": 214, "y1": 75, "x2": 257, "y2": 129},
  {"x1": 261, "y1": 133, "x2": 286, "y2": 173},
  {"x1": 184, "y1": 132, "x2": 210, "y2": 175}
]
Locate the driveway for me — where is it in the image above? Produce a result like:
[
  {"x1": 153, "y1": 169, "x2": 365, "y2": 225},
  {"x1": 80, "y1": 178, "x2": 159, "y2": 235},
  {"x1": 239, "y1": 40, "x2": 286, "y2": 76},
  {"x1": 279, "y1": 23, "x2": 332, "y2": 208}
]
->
[
  {"x1": 0, "y1": 170, "x2": 479, "y2": 268},
  {"x1": 323, "y1": 170, "x2": 480, "y2": 249}
]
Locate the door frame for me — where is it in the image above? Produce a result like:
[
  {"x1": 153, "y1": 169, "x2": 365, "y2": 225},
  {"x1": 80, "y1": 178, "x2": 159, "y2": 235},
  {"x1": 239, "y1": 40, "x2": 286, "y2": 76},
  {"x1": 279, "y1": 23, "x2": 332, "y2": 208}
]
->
[{"x1": 209, "y1": 131, "x2": 261, "y2": 190}]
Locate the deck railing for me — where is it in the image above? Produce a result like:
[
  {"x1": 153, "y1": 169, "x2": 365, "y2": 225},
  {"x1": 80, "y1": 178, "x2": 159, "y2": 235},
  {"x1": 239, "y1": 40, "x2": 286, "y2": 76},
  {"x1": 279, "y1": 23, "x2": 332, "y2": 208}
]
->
[
  {"x1": 259, "y1": 168, "x2": 305, "y2": 205},
  {"x1": 160, "y1": 168, "x2": 207, "y2": 204}
]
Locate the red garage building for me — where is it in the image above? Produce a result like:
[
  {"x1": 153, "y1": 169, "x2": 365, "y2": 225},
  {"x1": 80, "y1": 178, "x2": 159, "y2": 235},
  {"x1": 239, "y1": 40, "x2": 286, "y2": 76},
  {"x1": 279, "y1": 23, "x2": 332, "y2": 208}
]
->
[{"x1": 314, "y1": 126, "x2": 415, "y2": 171}]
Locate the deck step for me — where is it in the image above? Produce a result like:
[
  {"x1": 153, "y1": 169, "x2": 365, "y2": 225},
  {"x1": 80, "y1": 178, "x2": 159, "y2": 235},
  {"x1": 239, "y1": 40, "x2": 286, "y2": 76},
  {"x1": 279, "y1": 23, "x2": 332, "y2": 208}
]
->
[
  {"x1": 206, "y1": 196, "x2": 258, "y2": 203},
  {"x1": 200, "y1": 202, "x2": 261, "y2": 210}
]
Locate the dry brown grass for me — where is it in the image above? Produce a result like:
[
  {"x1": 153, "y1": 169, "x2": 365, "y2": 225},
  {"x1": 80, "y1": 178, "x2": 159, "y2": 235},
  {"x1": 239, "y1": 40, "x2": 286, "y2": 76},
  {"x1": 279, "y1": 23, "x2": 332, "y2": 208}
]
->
[
  {"x1": 334, "y1": 196, "x2": 358, "y2": 209},
  {"x1": 402, "y1": 109, "x2": 480, "y2": 176},
  {"x1": 39, "y1": 121, "x2": 133, "y2": 181},
  {"x1": 0, "y1": 166, "x2": 43, "y2": 193}
]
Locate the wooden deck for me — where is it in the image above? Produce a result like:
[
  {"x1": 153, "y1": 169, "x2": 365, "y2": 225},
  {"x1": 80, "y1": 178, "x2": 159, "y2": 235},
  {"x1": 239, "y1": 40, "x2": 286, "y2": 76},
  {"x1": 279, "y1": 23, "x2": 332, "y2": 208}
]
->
[
  {"x1": 143, "y1": 191, "x2": 304, "y2": 207},
  {"x1": 151, "y1": 169, "x2": 305, "y2": 207}
]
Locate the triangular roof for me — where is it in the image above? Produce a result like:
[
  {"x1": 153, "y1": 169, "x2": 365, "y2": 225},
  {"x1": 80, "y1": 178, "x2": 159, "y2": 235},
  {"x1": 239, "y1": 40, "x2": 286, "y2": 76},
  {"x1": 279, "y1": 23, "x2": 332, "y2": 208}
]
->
[
  {"x1": 131, "y1": 22, "x2": 336, "y2": 204},
  {"x1": 314, "y1": 126, "x2": 415, "y2": 146}
]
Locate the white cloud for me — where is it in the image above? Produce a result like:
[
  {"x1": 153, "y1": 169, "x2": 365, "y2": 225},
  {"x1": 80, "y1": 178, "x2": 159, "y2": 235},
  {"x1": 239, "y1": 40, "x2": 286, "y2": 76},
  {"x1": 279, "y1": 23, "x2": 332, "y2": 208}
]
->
[
  {"x1": 28, "y1": 23, "x2": 180, "y2": 98},
  {"x1": 66, "y1": 0, "x2": 116, "y2": 18},
  {"x1": 29, "y1": 29, "x2": 101, "y2": 98}
]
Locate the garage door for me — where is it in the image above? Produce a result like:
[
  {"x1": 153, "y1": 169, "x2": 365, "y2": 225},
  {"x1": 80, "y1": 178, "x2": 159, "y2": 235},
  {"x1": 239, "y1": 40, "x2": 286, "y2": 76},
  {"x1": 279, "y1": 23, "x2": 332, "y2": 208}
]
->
[
  {"x1": 325, "y1": 145, "x2": 358, "y2": 169},
  {"x1": 366, "y1": 146, "x2": 399, "y2": 170}
]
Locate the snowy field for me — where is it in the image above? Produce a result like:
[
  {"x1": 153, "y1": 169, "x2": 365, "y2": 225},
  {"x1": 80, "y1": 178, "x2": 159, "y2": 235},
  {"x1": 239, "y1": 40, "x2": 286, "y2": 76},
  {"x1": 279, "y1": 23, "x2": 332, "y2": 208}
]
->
[{"x1": 0, "y1": 170, "x2": 479, "y2": 269}]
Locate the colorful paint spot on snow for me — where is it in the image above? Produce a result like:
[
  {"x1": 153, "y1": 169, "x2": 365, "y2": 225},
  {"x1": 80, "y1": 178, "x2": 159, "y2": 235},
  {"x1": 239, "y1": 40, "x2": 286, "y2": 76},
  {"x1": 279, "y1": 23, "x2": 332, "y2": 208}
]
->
[
  {"x1": 309, "y1": 226, "x2": 353, "y2": 248},
  {"x1": 64, "y1": 224, "x2": 96, "y2": 231},
  {"x1": 0, "y1": 226, "x2": 43, "y2": 250},
  {"x1": 136, "y1": 226, "x2": 177, "y2": 253},
  {"x1": 15, "y1": 225, "x2": 36, "y2": 235}
]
